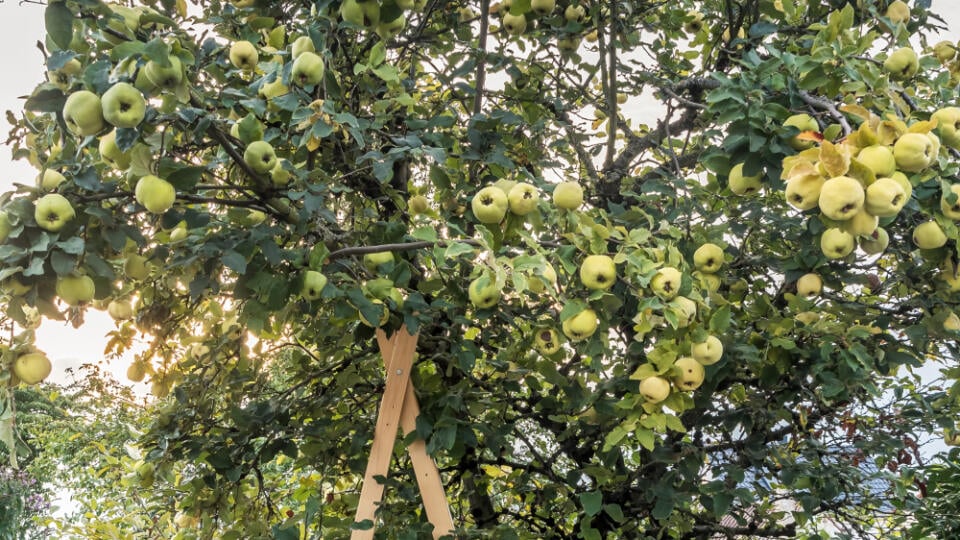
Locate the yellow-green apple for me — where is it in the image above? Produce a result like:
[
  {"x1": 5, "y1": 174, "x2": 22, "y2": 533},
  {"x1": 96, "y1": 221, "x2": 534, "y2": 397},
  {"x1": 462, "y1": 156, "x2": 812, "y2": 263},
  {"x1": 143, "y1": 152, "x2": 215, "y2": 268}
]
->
[
  {"x1": 562, "y1": 307, "x2": 598, "y2": 340},
  {"x1": 127, "y1": 361, "x2": 146, "y2": 382},
  {"x1": 673, "y1": 356, "x2": 705, "y2": 391},
  {"x1": 728, "y1": 163, "x2": 762, "y2": 195},
  {"x1": 472, "y1": 186, "x2": 509, "y2": 223},
  {"x1": 891, "y1": 171, "x2": 912, "y2": 200},
  {"x1": 108, "y1": 298, "x2": 134, "y2": 320},
  {"x1": 527, "y1": 262, "x2": 557, "y2": 293},
  {"x1": 358, "y1": 299, "x2": 389, "y2": 327},
  {"x1": 553, "y1": 182, "x2": 584, "y2": 209},
  {"x1": 38, "y1": 169, "x2": 66, "y2": 191},
  {"x1": 14, "y1": 352, "x2": 51, "y2": 385},
  {"x1": 63, "y1": 90, "x2": 105, "y2": 137},
  {"x1": 507, "y1": 182, "x2": 538, "y2": 215},
  {"x1": 564, "y1": 4, "x2": 586, "y2": 22},
  {"x1": 340, "y1": 0, "x2": 365, "y2": 25},
  {"x1": 942, "y1": 184, "x2": 960, "y2": 219},
  {"x1": 885, "y1": 0, "x2": 909, "y2": 24},
  {"x1": 693, "y1": 243, "x2": 724, "y2": 273},
  {"x1": 531, "y1": 0, "x2": 554, "y2": 16},
  {"x1": 820, "y1": 227, "x2": 855, "y2": 259},
  {"x1": 883, "y1": 47, "x2": 919, "y2": 79},
  {"x1": 143, "y1": 56, "x2": 183, "y2": 89},
  {"x1": 692, "y1": 335, "x2": 723, "y2": 365},
  {"x1": 944, "y1": 428, "x2": 960, "y2": 446},
  {"x1": 557, "y1": 35, "x2": 581, "y2": 54},
  {"x1": 376, "y1": 14, "x2": 406, "y2": 40},
  {"x1": 667, "y1": 296, "x2": 697, "y2": 327},
  {"x1": 579, "y1": 255, "x2": 616, "y2": 290},
  {"x1": 0, "y1": 212, "x2": 11, "y2": 242},
  {"x1": 534, "y1": 328, "x2": 562, "y2": 355},
  {"x1": 857, "y1": 145, "x2": 896, "y2": 177},
  {"x1": 785, "y1": 174, "x2": 825, "y2": 210},
  {"x1": 796, "y1": 272, "x2": 822, "y2": 297},
  {"x1": 230, "y1": 115, "x2": 264, "y2": 142},
  {"x1": 300, "y1": 270, "x2": 327, "y2": 300},
  {"x1": 135, "y1": 175, "x2": 176, "y2": 214},
  {"x1": 57, "y1": 274, "x2": 95, "y2": 305},
  {"x1": 638, "y1": 376, "x2": 671, "y2": 403},
  {"x1": 502, "y1": 12, "x2": 527, "y2": 35},
  {"x1": 124, "y1": 254, "x2": 151, "y2": 280},
  {"x1": 683, "y1": 10, "x2": 704, "y2": 34},
  {"x1": 913, "y1": 220, "x2": 948, "y2": 249},
  {"x1": 650, "y1": 267, "x2": 682, "y2": 300},
  {"x1": 894, "y1": 133, "x2": 936, "y2": 172},
  {"x1": 693, "y1": 270, "x2": 721, "y2": 292},
  {"x1": 860, "y1": 227, "x2": 889, "y2": 255},
  {"x1": 101, "y1": 82, "x2": 146, "y2": 128},
  {"x1": 259, "y1": 77, "x2": 289, "y2": 100},
  {"x1": 841, "y1": 208, "x2": 879, "y2": 237},
  {"x1": 493, "y1": 178, "x2": 517, "y2": 196},
  {"x1": 409, "y1": 195, "x2": 429, "y2": 214},
  {"x1": 865, "y1": 177, "x2": 907, "y2": 217},
  {"x1": 47, "y1": 58, "x2": 82, "y2": 90},
  {"x1": 34, "y1": 193, "x2": 76, "y2": 231},
  {"x1": 99, "y1": 130, "x2": 132, "y2": 170},
  {"x1": 360, "y1": 0, "x2": 381, "y2": 26},
  {"x1": 229, "y1": 40, "x2": 259, "y2": 71},
  {"x1": 934, "y1": 41, "x2": 957, "y2": 63},
  {"x1": 469, "y1": 277, "x2": 501, "y2": 308},
  {"x1": 363, "y1": 251, "x2": 394, "y2": 272},
  {"x1": 932, "y1": 107, "x2": 960, "y2": 148},
  {"x1": 783, "y1": 113, "x2": 819, "y2": 150},
  {"x1": 243, "y1": 140, "x2": 278, "y2": 174},
  {"x1": 291, "y1": 51, "x2": 325, "y2": 86},
  {"x1": 291, "y1": 36, "x2": 316, "y2": 59},
  {"x1": 818, "y1": 176, "x2": 864, "y2": 220},
  {"x1": 271, "y1": 161, "x2": 291, "y2": 186},
  {"x1": 945, "y1": 311, "x2": 960, "y2": 331}
]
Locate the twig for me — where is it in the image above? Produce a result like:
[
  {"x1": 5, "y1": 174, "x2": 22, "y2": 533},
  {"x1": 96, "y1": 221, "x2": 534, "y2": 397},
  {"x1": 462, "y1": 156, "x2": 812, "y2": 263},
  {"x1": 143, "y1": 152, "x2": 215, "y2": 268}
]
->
[{"x1": 798, "y1": 90, "x2": 852, "y2": 135}]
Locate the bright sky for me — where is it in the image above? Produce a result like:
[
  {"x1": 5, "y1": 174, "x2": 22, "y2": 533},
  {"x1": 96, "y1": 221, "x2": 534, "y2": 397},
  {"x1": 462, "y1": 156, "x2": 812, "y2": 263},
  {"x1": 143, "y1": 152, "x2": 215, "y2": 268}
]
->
[{"x1": 0, "y1": 2, "x2": 957, "y2": 387}]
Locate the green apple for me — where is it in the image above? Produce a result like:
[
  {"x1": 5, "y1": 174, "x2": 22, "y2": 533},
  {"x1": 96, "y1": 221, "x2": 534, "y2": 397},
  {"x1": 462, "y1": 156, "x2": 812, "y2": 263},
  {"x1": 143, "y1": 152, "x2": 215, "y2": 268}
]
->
[
  {"x1": 820, "y1": 227, "x2": 855, "y2": 259},
  {"x1": 841, "y1": 208, "x2": 878, "y2": 237},
  {"x1": 363, "y1": 251, "x2": 394, "y2": 272},
  {"x1": 47, "y1": 58, "x2": 82, "y2": 90},
  {"x1": 784, "y1": 174, "x2": 825, "y2": 211},
  {"x1": 934, "y1": 41, "x2": 957, "y2": 63},
  {"x1": 672, "y1": 356, "x2": 705, "y2": 391},
  {"x1": 101, "y1": 82, "x2": 146, "y2": 128},
  {"x1": 38, "y1": 169, "x2": 66, "y2": 191},
  {"x1": 667, "y1": 296, "x2": 697, "y2": 328},
  {"x1": 860, "y1": 227, "x2": 889, "y2": 255},
  {"x1": 229, "y1": 40, "x2": 259, "y2": 71},
  {"x1": 783, "y1": 113, "x2": 819, "y2": 150},
  {"x1": 553, "y1": 182, "x2": 584, "y2": 209},
  {"x1": 683, "y1": 10, "x2": 704, "y2": 34},
  {"x1": 693, "y1": 243, "x2": 724, "y2": 273},
  {"x1": 409, "y1": 195, "x2": 429, "y2": 214},
  {"x1": 564, "y1": 4, "x2": 586, "y2": 22},
  {"x1": 243, "y1": 140, "x2": 278, "y2": 174},
  {"x1": 340, "y1": 0, "x2": 365, "y2": 25},
  {"x1": 493, "y1": 178, "x2": 517, "y2": 196},
  {"x1": 231, "y1": 115, "x2": 264, "y2": 143},
  {"x1": 913, "y1": 220, "x2": 948, "y2": 249},
  {"x1": 271, "y1": 161, "x2": 291, "y2": 186},
  {"x1": 638, "y1": 376, "x2": 671, "y2": 403},
  {"x1": 579, "y1": 255, "x2": 616, "y2": 290},
  {"x1": 135, "y1": 175, "x2": 176, "y2": 214},
  {"x1": 291, "y1": 51, "x2": 325, "y2": 86},
  {"x1": 527, "y1": 262, "x2": 557, "y2": 294},
  {"x1": 818, "y1": 176, "x2": 864, "y2": 221},
  {"x1": 534, "y1": 328, "x2": 562, "y2": 355},
  {"x1": 693, "y1": 270, "x2": 721, "y2": 292},
  {"x1": 502, "y1": 13, "x2": 527, "y2": 35},
  {"x1": 531, "y1": 0, "x2": 554, "y2": 16},
  {"x1": 123, "y1": 254, "x2": 150, "y2": 280},
  {"x1": 376, "y1": 14, "x2": 406, "y2": 40},
  {"x1": 507, "y1": 182, "x2": 539, "y2": 215},
  {"x1": 942, "y1": 184, "x2": 960, "y2": 219},
  {"x1": 863, "y1": 177, "x2": 906, "y2": 217},
  {"x1": 857, "y1": 145, "x2": 896, "y2": 177},
  {"x1": 259, "y1": 77, "x2": 289, "y2": 100},
  {"x1": 301, "y1": 270, "x2": 328, "y2": 301},
  {"x1": 0, "y1": 212, "x2": 11, "y2": 242},
  {"x1": 796, "y1": 272, "x2": 822, "y2": 297},
  {"x1": 468, "y1": 276, "x2": 501, "y2": 309},
  {"x1": 143, "y1": 56, "x2": 183, "y2": 90},
  {"x1": 692, "y1": 335, "x2": 723, "y2": 365},
  {"x1": 945, "y1": 311, "x2": 960, "y2": 331},
  {"x1": 57, "y1": 274, "x2": 95, "y2": 305},
  {"x1": 650, "y1": 267, "x2": 682, "y2": 300},
  {"x1": 108, "y1": 298, "x2": 135, "y2": 320},
  {"x1": 894, "y1": 132, "x2": 936, "y2": 172},
  {"x1": 472, "y1": 186, "x2": 509, "y2": 224},
  {"x1": 561, "y1": 307, "x2": 598, "y2": 341},
  {"x1": 13, "y1": 352, "x2": 52, "y2": 385},
  {"x1": 360, "y1": 0, "x2": 381, "y2": 26},
  {"x1": 34, "y1": 193, "x2": 76, "y2": 232},
  {"x1": 885, "y1": 0, "x2": 910, "y2": 24},
  {"x1": 728, "y1": 163, "x2": 762, "y2": 195},
  {"x1": 944, "y1": 428, "x2": 960, "y2": 446},
  {"x1": 883, "y1": 47, "x2": 919, "y2": 80},
  {"x1": 291, "y1": 36, "x2": 316, "y2": 59},
  {"x1": 62, "y1": 90, "x2": 105, "y2": 137},
  {"x1": 557, "y1": 35, "x2": 581, "y2": 54},
  {"x1": 932, "y1": 107, "x2": 960, "y2": 149},
  {"x1": 99, "y1": 130, "x2": 132, "y2": 170}
]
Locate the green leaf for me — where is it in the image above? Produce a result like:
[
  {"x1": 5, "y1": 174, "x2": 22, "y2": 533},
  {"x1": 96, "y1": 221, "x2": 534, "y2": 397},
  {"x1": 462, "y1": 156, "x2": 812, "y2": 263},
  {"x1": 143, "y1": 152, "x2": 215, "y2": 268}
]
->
[
  {"x1": 603, "y1": 503, "x2": 625, "y2": 523},
  {"x1": 579, "y1": 491, "x2": 602, "y2": 516},
  {"x1": 222, "y1": 250, "x2": 248, "y2": 274},
  {"x1": 709, "y1": 305, "x2": 731, "y2": 334},
  {"x1": 25, "y1": 87, "x2": 66, "y2": 113},
  {"x1": 45, "y1": 2, "x2": 74, "y2": 50},
  {"x1": 444, "y1": 242, "x2": 475, "y2": 259},
  {"x1": 636, "y1": 428, "x2": 656, "y2": 451}
]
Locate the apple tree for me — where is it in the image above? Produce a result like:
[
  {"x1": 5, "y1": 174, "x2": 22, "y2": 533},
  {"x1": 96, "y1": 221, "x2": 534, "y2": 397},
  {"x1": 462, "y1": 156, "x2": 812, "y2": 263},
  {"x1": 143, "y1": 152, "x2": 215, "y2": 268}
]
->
[{"x1": 2, "y1": 0, "x2": 960, "y2": 537}]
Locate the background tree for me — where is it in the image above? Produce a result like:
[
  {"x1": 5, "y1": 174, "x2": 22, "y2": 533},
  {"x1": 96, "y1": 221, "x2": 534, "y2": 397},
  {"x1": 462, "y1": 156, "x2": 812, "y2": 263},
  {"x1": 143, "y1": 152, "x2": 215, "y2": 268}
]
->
[{"x1": 2, "y1": 0, "x2": 960, "y2": 538}]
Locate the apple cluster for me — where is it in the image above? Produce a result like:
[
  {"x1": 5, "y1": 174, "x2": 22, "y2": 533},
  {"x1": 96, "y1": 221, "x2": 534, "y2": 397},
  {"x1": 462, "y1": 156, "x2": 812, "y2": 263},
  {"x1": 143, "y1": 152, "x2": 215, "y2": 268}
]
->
[
  {"x1": 338, "y1": 0, "x2": 418, "y2": 41},
  {"x1": 497, "y1": 0, "x2": 588, "y2": 53}
]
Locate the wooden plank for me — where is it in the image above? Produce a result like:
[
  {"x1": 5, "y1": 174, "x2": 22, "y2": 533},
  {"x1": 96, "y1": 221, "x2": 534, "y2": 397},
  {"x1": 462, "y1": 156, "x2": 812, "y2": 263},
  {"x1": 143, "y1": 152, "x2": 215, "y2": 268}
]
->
[{"x1": 351, "y1": 328, "x2": 418, "y2": 539}]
